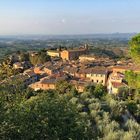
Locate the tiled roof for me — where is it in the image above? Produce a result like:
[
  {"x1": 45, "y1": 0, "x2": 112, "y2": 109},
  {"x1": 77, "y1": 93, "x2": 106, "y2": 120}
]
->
[
  {"x1": 63, "y1": 66, "x2": 79, "y2": 73},
  {"x1": 40, "y1": 74, "x2": 68, "y2": 84},
  {"x1": 111, "y1": 82, "x2": 127, "y2": 88},
  {"x1": 113, "y1": 65, "x2": 140, "y2": 72},
  {"x1": 80, "y1": 67, "x2": 108, "y2": 74}
]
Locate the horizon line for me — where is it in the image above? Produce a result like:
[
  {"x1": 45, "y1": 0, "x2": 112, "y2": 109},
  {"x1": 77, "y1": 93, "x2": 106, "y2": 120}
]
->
[{"x1": 0, "y1": 32, "x2": 137, "y2": 37}]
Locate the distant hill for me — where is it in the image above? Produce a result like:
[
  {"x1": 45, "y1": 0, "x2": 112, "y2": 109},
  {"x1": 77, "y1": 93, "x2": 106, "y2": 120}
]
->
[{"x1": 0, "y1": 33, "x2": 137, "y2": 41}]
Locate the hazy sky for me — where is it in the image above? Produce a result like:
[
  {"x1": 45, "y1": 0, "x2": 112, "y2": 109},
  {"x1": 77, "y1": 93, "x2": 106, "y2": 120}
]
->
[{"x1": 0, "y1": 0, "x2": 140, "y2": 35}]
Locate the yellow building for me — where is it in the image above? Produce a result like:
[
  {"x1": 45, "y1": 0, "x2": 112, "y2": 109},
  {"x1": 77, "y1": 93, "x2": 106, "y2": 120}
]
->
[
  {"x1": 107, "y1": 72, "x2": 127, "y2": 94},
  {"x1": 85, "y1": 67, "x2": 108, "y2": 86},
  {"x1": 47, "y1": 50, "x2": 60, "y2": 57},
  {"x1": 107, "y1": 81, "x2": 127, "y2": 95}
]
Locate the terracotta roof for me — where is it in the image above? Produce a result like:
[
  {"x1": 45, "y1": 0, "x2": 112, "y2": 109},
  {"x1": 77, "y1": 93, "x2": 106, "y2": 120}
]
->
[
  {"x1": 63, "y1": 66, "x2": 79, "y2": 73},
  {"x1": 83, "y1": 67, "x2": 108, "y2": 74},
  {"x1": 111, "y1": 82, "x2": 127, "y2": 88},
  {"x1": 40, "y1": 74, "x2": 68, "y2": 84},
  {"x1": 113, "y1": 65, "x2": 140, "y2": 72}
]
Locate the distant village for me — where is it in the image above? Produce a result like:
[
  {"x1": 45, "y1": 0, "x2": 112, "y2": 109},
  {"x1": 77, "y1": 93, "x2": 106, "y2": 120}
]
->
[{"x1": 3, "y1": 44, "x2": 140, "y2": 95}]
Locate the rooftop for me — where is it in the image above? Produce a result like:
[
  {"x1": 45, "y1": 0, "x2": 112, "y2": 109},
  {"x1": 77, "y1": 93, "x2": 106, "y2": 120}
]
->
[{"x1": 111, "y1": 82, "x2": 127, "y2": 88}]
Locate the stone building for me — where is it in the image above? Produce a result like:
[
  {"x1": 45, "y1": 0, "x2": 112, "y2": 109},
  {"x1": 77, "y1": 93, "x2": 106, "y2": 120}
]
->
[{"x1": 60, "y1": 48, "x2": 87, "y2": 60}]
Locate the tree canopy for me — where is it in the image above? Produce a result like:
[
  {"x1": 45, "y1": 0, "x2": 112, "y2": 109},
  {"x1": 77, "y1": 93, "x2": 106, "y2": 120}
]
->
[
  {"x1": 129, "y1": 33, "x2": 140, "y2": 63},
  {"x1": 0, "y1": 78, "x2": 140, "y2": 139},
  {"x1": 29, "y1": 51, "x2": 50, "y2": 65}
]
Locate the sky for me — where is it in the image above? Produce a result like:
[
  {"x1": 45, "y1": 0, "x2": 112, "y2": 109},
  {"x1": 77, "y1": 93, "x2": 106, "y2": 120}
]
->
[{"x1": 0, "y1": 0, "x2": 140, "y2": 35}]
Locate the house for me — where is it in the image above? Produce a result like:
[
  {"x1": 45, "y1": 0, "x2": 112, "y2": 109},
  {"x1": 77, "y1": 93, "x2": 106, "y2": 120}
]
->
[
  {"x1": 107, "y1": 72, "x2": 127, "y2": 94},
  {"x1": 84, "y1": 67, "x2": 108, "y2": 86},
  {"x1": 107, "y1": 81, "x2": 127, "y2": 95},
  {"x1": 29, "y1": 73, "x2": 68, "y2": 91},
  {"x1": 29, "y1": 78, "x2": 56, "y2": 91},
  {"x1": 44, "y1": 66, "x2": 60, "y2": 75},
  {"x1": 63, "y1": 65, "x2": 108, "y2": 86},
  {"x1": 23, "y1": 69, "x2": 38, "y2": 85}
]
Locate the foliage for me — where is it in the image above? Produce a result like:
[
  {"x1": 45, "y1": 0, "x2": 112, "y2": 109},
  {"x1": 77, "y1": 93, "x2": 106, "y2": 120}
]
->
[
  {"x1": 0, "y1": 88, "x2": 92, "y2": 139},
  {"x1": 125, "y1": 70, "x2": 140, "y2": 92},
  {"x1": 55, "y1": 80, "x2": 76, "y2": 94},
  {"x1": 93, "y1": 84, "x2": 107, "y2": 99},
  {"x1": 0, "y1": 59, "x2": 19, "y2": 80},
  {"x1": 118, "y1": 86, "x2": 129, "y2": 99},
  {"x1": 29, "y1": 50, "x2": 50, "y2": 65},
  {"x1": 129, "y1": 33, "x2": 140, "y2": 63},
  {"x1": 0, "y1": 79, "x2": 140, "y2": 139}
]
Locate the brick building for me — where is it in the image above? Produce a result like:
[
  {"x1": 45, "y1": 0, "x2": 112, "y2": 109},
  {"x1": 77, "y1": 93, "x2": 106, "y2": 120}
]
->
[{"x1": 60, "y1": 48, "x2": 87, "y2": 60}]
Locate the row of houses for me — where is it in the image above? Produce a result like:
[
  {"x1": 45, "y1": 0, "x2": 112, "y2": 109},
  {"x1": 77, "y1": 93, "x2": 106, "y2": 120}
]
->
[
  {"x1": 6, "y1": 54, "x2": 140, "y2": 95},
  {"x1": 1, "y1": 68, "x2": 38, "y2": 87},
  {"x1": 26, "y1": 59, "x2": 139, "y2": 94},
  {"x1": 5, "y1": 47, "x2": 139, "y2": 95}
]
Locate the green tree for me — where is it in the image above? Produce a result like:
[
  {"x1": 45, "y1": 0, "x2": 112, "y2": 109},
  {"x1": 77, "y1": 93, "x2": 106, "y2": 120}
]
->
[
  {"x1": 55, "y1": 80, "x2": 75, "y2": 94},
  {"x1": 0, "y1": 92, "x2": 91, "y2": 140},
  {"x1": 129, "y1": 33, "x2": 140, "y2": 63},
  {"x1": 118, "y1": 86, "x2": 129, "y2": 99},
  {"x1": 93, "y1": 84, "x2": 106, "y2": 99},
  {"x1": 29, "y1": 51, "x2": 50, "y2": 65},
  {"x1": 125, "y1": 70, "x2": 140, "y2": 93},
  {"x1": 124, "y1": 119, "x2": 140, "y2": 140},
  {"x1": 84, "y1": 84, "x2": 95, "y2": 94}
]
